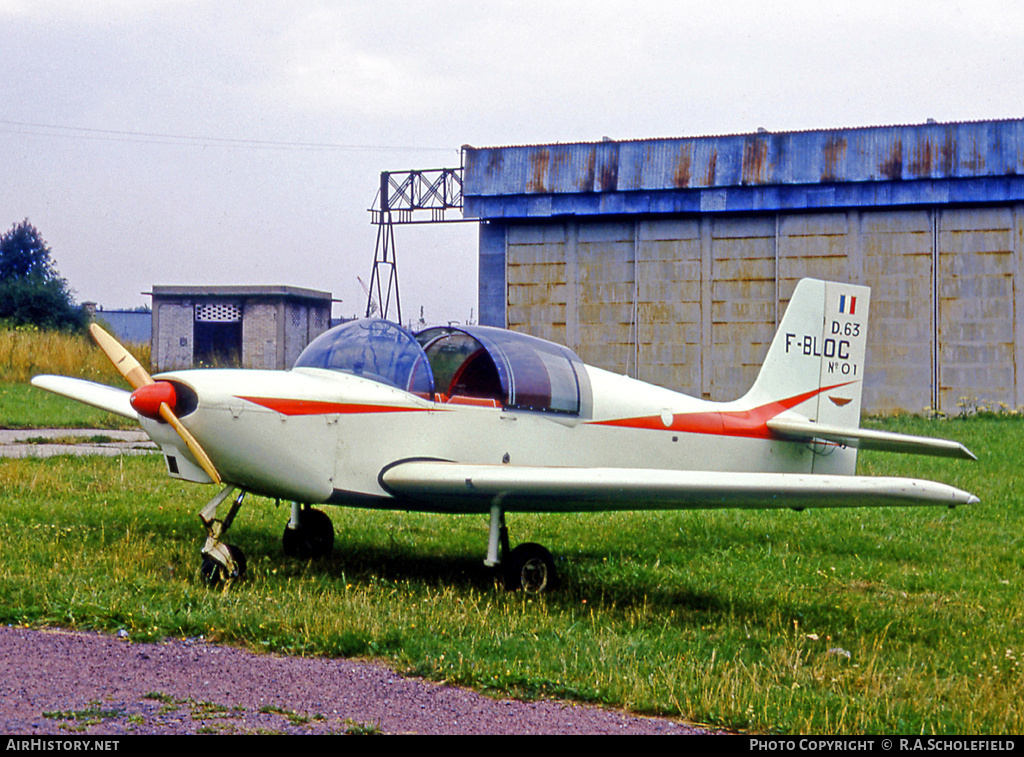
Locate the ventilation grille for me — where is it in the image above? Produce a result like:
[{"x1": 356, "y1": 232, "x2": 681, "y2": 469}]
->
[{"x1": 195, "y1": 303, "x2": 241, "y2": 323}]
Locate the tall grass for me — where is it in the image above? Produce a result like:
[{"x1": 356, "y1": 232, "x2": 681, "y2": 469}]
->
[{"x1": 0, "y1": 326, "x2": 150, "y2": 384}]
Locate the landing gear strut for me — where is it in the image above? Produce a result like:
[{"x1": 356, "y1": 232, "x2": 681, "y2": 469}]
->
[
  {"x1": 198, "y1": 486, "x2": 248, "y2": 584},
  {"x1": 486, "y1": 503, "x2": 557, "y2": 593}
]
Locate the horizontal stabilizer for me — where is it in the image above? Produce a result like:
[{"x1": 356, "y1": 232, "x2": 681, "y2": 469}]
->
[
  {"x1": 31, "y1": 375, "x2": 136, "y2": 419},
  {"x1": 380, "y1": 460, "x2": 979, "y2": 513},
  {"x1": 766, "y1": 417, "x2": 976, "y2": 460}
]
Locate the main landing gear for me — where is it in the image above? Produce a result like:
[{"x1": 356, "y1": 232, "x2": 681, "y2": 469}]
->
[
  {"x1": 282, "y1": 503, "x2": 335, "y2": 559},
  {"x1": 198, "y1": 488, "x2": 337, "y2": 585},
  {"x1": 486, "y1": 503, "x2": 557, "y2": 594}
]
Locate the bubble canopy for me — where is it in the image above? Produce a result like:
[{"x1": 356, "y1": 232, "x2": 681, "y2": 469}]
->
[
  {"x1": 294, "y1": 319, "x2": 435, "y2": 395},
  {"x1": 294, "y1": 319, "x2": 588, "y2": 415}
]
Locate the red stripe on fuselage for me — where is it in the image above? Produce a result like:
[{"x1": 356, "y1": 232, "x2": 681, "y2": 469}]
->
[
  {"x1": 237, "y1": 396, "x2": 428, "y2": 416},
  {"x1": 588, "y1": 382, "x2": 857, "y2": 439}
]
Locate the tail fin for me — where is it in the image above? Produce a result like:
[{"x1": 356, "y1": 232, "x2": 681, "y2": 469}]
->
[
  {"x1": 746, "y1": 278, "x2": 871, "y2": 425},
  {"x1": 744, "y1": 279, "x2": 871, "y2": 472}
]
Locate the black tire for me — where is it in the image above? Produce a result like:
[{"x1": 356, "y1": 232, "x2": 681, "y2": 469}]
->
[
  {"x1": 200, "y1": 544, "x2": 247, "y2": 586},
  {"x1": 503, "y1": 542, "x2": 557, "y2": 593},
  {"x1": 282, "y1": 507, "x2": 335, "y2": 559}
]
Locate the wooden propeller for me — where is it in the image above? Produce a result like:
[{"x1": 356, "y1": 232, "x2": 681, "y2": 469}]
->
[{"x1": 90, "y1": 324, "x2": 221, "y2": 484}]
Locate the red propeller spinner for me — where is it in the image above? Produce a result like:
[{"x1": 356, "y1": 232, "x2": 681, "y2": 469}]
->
[{"x1": 129, "y1": 381, "x2": 178, "y2": 420}]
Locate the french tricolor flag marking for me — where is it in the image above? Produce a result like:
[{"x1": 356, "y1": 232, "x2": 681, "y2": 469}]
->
[{"x1": 839, "y1": 294, "x2": 857, "y2": 315}]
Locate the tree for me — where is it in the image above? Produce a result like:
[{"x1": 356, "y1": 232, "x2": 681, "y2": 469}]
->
[{"x1": 0, "y1": 219, "x2": 86, "y2": 331}]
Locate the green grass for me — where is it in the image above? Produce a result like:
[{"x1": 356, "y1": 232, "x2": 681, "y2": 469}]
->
[
  {"x1": 0, "y1": 415, "x2": 1019, "y2": 734},
  {"x1": 0, "y1": 381, "x2": 133, "y2": 429}
]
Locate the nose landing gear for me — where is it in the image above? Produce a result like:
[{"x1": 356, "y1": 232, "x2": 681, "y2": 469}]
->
[{"x1": 198, "y1": 486, "x2": 248, "y2": 585}]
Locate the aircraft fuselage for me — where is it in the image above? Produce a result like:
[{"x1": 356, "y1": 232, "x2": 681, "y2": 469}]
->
[{"x1": 145, "y1": 363, "x2": 831, "y2": 512}]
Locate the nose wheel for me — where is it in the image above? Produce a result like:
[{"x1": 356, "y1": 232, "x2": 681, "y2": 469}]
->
[{"x1": 201, "y1": 544, "x2": 247, "y2": 585}]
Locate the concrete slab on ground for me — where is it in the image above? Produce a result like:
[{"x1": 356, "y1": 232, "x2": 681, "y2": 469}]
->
[{"x1": 0, "y1": 428, "x2": 156, "y2": 459}]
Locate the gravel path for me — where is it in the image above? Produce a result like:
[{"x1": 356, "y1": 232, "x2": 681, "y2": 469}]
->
[{"x1": 0, "y1": 626, "x2": 717, "y2": 735}]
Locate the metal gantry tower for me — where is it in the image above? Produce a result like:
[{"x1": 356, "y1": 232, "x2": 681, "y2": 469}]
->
[{"x1": 366, "y1": 165, "x2": 465, "y2": 323}]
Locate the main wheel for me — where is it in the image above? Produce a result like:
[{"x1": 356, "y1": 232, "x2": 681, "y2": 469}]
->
[
  {"x1": 282, "y1": 507, "x2": 335, "y2": 559},
  {"x1": 200, "y1": 544, "x2": 247, "y2": 586},
  {"x1": 503, "y1": 542, "x2": 557, "y2": 594}
]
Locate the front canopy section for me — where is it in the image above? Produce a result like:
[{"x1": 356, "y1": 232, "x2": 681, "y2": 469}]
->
[
  {"x1": 294, "y1": 319, "x2": 435, "y2": 395},
  {"x1": 295, "y1": 319, "x2": 589, "y2": 415}
]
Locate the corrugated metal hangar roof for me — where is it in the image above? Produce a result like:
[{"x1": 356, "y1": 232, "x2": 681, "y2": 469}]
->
[{"x1": 463, "y1": 118, "x2": 1024, "y2": 218}]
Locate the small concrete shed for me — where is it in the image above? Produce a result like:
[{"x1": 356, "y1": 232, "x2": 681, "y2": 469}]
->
[{"x1": 150, "y1": 285, "x2": 332, "y2": 372}]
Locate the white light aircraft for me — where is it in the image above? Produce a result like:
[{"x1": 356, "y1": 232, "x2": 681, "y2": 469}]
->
[{"x1": 32, "y1": 278, "x2": 977, "y2": 592}]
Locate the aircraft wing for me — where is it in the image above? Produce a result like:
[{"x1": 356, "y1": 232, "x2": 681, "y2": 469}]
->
[
  {"x1": 31, "y1": 375, "x2": 136, "y2": 419},
  {"x1": 380, "y1": 461, "x2": 979, "y2": 513},
  {"x1": 765, "y1": 417, "x2": 976, "y2": 460}
]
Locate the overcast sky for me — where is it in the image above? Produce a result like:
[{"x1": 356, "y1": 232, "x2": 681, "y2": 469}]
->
[{"x1": 2, "y1": 0, "x2": 1022, "y2": 325}]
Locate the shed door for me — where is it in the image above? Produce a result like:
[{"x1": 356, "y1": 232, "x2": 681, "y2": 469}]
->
[{"x1": 194, "y1": 302, "x2": 242, "y2": 367}]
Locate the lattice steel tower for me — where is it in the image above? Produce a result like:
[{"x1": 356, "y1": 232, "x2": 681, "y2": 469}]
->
[{"x1": 366, "y1": 164, "x2": 465, "y2": 323}]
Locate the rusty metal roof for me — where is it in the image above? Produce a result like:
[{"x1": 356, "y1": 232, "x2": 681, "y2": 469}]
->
[{"x1": 463, "y1": 119, "x2": 1024, "y2": 218}]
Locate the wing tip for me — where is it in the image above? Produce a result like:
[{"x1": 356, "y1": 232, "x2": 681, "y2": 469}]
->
[{"x1": 29, "y1": 374, "x2": 137, "y2": 420}]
